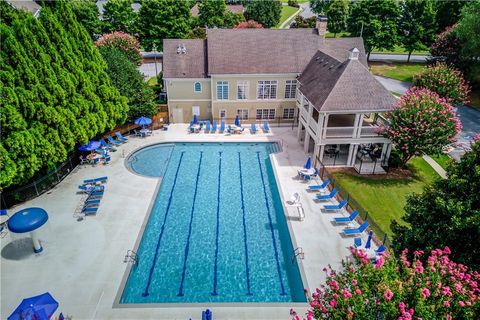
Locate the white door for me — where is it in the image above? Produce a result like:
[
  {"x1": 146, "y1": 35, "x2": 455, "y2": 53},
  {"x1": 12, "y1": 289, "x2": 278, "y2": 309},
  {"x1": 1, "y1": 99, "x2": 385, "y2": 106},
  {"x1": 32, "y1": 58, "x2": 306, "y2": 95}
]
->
[{"x1": 172, "y1": 108, "x2": 184, "y2": 123}]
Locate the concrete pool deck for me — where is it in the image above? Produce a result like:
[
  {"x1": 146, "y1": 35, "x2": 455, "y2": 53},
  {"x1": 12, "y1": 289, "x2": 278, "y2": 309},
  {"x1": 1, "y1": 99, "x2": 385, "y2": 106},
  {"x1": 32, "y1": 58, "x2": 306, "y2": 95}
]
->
[{"x1": 1, "y1": 124, "x2": 368, "y2": 319}]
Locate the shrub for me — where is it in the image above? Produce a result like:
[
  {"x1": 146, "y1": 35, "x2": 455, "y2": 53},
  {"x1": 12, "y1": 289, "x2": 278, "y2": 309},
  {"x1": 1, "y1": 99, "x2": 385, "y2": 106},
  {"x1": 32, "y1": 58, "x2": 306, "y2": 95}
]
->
[
  {"x1": 382, "y1": 87, "x2": 461, "y2": 167},
  {"x1": 291, "y1": 247, "x2": 480, "y2": 319},
  {"x1": 288, "y1": 0, "x2": 300, "y2": 8},
  {"x1": 413, "y1": 63, "x2": 471, "y2": 105},
  {"x1": 234, "y1": 19, "x2": 263, "y2": 29},
  {"x1": 95, "y1": 31, "x2": 142, "y2": 66}
]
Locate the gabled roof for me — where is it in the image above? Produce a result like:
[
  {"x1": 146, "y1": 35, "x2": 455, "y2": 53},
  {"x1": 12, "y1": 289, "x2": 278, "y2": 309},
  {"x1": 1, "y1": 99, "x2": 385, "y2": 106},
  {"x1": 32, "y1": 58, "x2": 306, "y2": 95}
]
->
[
  {"x1": 191, "y1": 4, "x2": 244, "y2": 17},
  {"x1": 5, "y1": 0, "x2": 41, "y2": 17},
  {"x1": 298, "y1": 51, "x2": 396, "y2": 113},
  {"x1": 163, "y1": 39, "x2": 207, "y2": 79},
  {"x1": 206, "y1": 28, "x2": 367, "y2": 75}
]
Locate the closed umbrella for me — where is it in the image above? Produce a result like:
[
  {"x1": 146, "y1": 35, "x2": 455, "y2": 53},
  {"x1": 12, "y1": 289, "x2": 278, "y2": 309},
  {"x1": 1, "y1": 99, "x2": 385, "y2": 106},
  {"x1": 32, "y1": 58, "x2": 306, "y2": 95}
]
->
[
  {"x1": 134, "y1": 116, "x2": 152, "y2": 128},
  {"x1": 304, "y1": 156, "x2": 312, "y2": 170},
  {"x1": 192, "y1": 114, "x2": 198, "y2": 125},
  {"x1": 365, "y1": 230, "x2": 373, "y2": 249},
  {"x1": 234, "y1": 115, "x2": 240, "y2": 127},
  {"x1": 78, "y1": 140, "x2": 100, "y2": 152},
  {"x1": 8, "y1": 292, "x2": 58, "y2": 320}
]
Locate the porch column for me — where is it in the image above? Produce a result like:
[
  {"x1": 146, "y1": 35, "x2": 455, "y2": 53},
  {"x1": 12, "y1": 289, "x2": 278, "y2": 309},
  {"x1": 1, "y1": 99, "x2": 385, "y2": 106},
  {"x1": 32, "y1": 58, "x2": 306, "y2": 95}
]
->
[
  {"x1": 380, "y1": 142, "x2": 388, "y2": 161},
  {"x1": 353, "y1": 114, "x2": 364, "y2": 138},
  {"x1": 313, "y1": 143, "x2": 321, "y2": 167},
  {"x1": 349, "y1": 144, "x2": 359, "y2": 166},
  {"x1": 317, "y1": 113, "x2": 325, "y2": 140},
  {"x1": 384, "y1": 143, "x2": 392, "y2": 165},
  {"x1": 319, "y1": 145, "x2": 325, "y2": 164},
  {"x1": 304, "y1": 131, "x2": 310, "y2": 154},
  {"x1": 346, "y1": 144, "x2": 355, "y2": 166},
  {"x1": 322, "y1": 114, "x2": 329, "y2": 139},
  {"x1": 297, "y1": 121, "x2": 303, "y2": 142}
]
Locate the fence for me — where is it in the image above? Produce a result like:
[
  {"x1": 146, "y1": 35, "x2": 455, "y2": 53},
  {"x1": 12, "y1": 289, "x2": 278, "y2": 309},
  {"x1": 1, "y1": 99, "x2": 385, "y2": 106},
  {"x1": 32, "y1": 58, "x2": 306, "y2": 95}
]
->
[
  {"x1": 316, "y1": 159, "x2": 392, "y2": 248},
  {"x1": 198, "y1": 116, "x2": 298, "y2": 129},
  {"x1": 1, "y1": 153, "x2": 81, "y2": 209}
]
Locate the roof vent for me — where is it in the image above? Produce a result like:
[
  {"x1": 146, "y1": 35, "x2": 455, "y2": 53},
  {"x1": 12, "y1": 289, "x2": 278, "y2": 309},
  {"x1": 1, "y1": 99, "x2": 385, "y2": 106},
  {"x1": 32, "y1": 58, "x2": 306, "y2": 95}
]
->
[{"x1": 349, "y1": 47, "x2": 360, "y2": 60}]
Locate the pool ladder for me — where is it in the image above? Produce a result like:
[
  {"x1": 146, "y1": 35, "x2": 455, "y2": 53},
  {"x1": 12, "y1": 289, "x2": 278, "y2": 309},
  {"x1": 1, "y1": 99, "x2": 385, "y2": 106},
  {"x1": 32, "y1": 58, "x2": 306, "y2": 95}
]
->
[
  {"x1": 124, "y1": 250, "x2": 138, "y2": 265},
  {"x1": 291, "y1": 247, "x2": 304, "y2": 264}
]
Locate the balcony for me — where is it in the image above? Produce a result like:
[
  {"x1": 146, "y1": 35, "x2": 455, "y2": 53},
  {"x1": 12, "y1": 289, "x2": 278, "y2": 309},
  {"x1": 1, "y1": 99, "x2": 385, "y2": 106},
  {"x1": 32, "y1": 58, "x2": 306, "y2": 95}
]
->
[{"x1": 324, "y1": 125, "x2": 381, "y2": 138}]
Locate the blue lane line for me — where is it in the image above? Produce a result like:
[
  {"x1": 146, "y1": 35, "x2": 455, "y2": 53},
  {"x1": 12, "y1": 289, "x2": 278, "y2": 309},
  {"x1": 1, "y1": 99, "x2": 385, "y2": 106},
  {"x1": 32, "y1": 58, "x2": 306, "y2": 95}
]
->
[
  {"x1": 177, "y1": 152, "x2": 204, "y2": 296},
  {"x1": 238, "y1": 152, "x2": 252, "y2": 296},
  {"x1": 142, "y1": 152, "x2": 185, "y2": 297},
  {"x1": 256, "y1": 152, "x2": 286, "y2": 296},
  {"x1": 211, "y1": 151, "x2": 222, "y2": 296}
]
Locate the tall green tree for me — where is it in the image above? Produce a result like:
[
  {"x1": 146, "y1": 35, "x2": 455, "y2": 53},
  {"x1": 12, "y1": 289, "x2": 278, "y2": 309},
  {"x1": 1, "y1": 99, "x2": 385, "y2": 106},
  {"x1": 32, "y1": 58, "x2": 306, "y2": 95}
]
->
[
  {"x1": 102, "y1": 0, "x2": 137, "y2": 34},
  {"x1": 198, "y1": 0, "x2": 227, "y2": 27},
  {"x1": 310, "y1": 0, "x2": 331, "y2": 15},
  {"x1": 392, "y1": 141, "x2": 480, "y2": 270},
  {"x1": 99, "y1": 47, "x2": 157, "y2": 121},
  {"x1": 244, "y1": 0, "x2": 281, "y2": 28},
  {"x1": 136, "y1": 0, "x2": 191, "y2": 51},
  {"x1": 347, "y1": 0, "x2": 400, "y2": 59},
  {"x1": 456, "y1": 0, "x2": 480, "y2": 59},
  {"x1": 67, "y1": 0, "x2": 101, "y2": 39},
  {"x1": 326, "y1": 0, "x2": 349, "y2": 37},
  {"x1": 398, "y1": 0, "x2": 436, "y2": 62},
  {"x1": 434, "y1": 0, "x2": 469, "y2": 32}
]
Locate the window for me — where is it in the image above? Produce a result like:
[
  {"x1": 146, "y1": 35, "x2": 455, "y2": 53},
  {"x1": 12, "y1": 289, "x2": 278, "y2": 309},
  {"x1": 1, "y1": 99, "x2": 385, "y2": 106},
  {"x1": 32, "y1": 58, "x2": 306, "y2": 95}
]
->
[
  {"x1": 285, "y1": 80, "x2": 296, "y2": 99},
  {"x1": 237, "y1": 109, "x2": 249, "y2": 120},
  {"x1": 194, "y1": 82, "x2": 202, "y2": 93},
  {"x1": 192, "y1": 106, "x2": 200, "y2": 116},
  {"x1": 257, "y1": 80, "x2": 277, "y2": 99},
  {"x1": 237, "y1": 81, "x2": 249, "y2": 100},
  {"x1": 283, "y1": 108, "x2": 295, "y2": 119},
  {"x1": 219, "y1": 109, "x2": 226, "y2": 119},
  {"x1": 216, "y1": 81, "x2": 229, "y2": 100},
  {"x1": 256, "y1": 108, "x2": 275, "y2": 120}
]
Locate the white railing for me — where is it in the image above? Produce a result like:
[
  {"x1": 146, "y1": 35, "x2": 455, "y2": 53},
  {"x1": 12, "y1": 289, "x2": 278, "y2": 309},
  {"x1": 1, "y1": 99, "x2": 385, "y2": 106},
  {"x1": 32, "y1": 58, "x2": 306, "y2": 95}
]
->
[{"x1": 325, "y1": 126, "x2": 381, "y2": 138}]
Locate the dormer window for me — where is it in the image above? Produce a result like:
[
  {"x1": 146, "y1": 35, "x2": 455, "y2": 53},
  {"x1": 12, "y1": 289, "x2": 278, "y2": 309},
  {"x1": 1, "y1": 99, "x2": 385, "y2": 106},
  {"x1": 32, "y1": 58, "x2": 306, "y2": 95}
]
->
[{"x1": 194, "y1": 82, "x2": 202, "y2": 93}]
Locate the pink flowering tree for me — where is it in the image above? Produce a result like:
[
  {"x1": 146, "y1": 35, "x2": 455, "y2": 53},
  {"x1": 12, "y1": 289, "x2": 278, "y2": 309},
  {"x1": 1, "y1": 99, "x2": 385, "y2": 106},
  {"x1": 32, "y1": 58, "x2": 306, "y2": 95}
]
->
[
  {"x1": 382, "y1": 87, "x2": 461, "y2": 167},
  {"x1": 234, "y1": 20, "x2": 263, "y2": 29},
  {"x1": 430, "y1": 26, "x2": 464, "y2": 70},
  {"x1": 413, "y1": 63, "x2": 471, "y2": 105},
  {"x1": 291, "y1": 247, "x2": 480, "y2": 320},
  {"x1": 95, "y1": 31, "x2": 142, "y2": 66}
]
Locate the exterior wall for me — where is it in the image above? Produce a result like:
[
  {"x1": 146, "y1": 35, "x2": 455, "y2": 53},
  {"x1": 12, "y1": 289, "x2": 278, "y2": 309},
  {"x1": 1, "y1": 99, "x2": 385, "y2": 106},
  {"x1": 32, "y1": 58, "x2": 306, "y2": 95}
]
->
[
  {"x1": 211, "y1": 74, "x2": 298, "y2": 122},
  {"x1": 165, "y1": 79, "x2": 211, "y2": 122}
]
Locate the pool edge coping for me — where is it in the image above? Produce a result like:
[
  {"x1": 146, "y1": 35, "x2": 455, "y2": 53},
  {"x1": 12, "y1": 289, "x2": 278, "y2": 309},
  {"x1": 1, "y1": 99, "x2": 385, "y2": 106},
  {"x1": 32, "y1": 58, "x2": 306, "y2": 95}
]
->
[{"x1": 113, "y1": 140, "x2": 310, "y2": 308}]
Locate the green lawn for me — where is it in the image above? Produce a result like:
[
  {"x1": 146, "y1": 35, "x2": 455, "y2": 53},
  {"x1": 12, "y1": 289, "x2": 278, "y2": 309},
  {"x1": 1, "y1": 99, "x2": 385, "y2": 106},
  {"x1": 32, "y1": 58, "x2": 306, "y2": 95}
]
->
[
  {"x1": 372, "y1": 45, "x2": 430, "y2": 55},
  {"x1": 331, "y1": 157, "x2": 440, "y2": 235},
  {"x1": 276, "y1": 5, "x2": 298, "y2": 28},
  {"x1": 429, "y1": 154, "x2": 452, "y2": 170},
  {"x1": 369, "y1": 62, "x2": 425, "y2": 83}
]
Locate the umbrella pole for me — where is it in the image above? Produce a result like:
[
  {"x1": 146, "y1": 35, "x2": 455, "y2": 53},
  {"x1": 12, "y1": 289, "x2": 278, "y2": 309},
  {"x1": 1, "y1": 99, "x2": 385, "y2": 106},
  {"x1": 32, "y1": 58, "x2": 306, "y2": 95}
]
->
[{"x1": 31, "y1": 230, "x2": 43, "y2": 253}]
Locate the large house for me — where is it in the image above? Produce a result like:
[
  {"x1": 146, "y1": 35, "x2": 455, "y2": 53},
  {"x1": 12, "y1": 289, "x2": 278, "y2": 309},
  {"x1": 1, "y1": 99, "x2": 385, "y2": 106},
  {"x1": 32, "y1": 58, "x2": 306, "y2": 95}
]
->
[{"x1": 163, "y1": 18, "x2": 396, "y2": 173}]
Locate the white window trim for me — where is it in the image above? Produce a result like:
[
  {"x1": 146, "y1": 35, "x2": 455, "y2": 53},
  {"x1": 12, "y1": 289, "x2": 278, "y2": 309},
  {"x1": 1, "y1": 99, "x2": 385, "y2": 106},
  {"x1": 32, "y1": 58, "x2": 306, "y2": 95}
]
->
[
  {"x1": 219, "y1": 109, "x2": 227, "y2": 119},
  {"x1": 283, "y1": 107, "x2": 296, "y2": 119},
  {"x1": 257, "y1": 80, "x2": 277, "y2": 100},
  {"x1": 216, "y1": 80, "x2": 229, "y2": 100},
  {"x1": 192, "y1": 106, "x2": 200, "y2": 116},
  {"x1": 285, "y1": 80, "x2": 296, "y2": 99},
  {"x1": 256, "y1": 108, "x2": 276, "y2": 120},
  {"x1": 237, "y1": 80, "x2": 249, "y2": 100},
  {"x1": 194, "y1": 81, "x2": 202, "y2": 93},
  {"x1": 237, "y1": 109, "x2": 249, "y2": 120}
]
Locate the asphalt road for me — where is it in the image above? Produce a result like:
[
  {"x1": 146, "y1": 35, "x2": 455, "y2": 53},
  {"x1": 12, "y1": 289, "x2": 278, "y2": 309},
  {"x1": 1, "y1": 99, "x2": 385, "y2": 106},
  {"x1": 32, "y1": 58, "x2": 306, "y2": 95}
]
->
[{"x1": 369, "y1": 53, "x2": 428, "y2": 63}]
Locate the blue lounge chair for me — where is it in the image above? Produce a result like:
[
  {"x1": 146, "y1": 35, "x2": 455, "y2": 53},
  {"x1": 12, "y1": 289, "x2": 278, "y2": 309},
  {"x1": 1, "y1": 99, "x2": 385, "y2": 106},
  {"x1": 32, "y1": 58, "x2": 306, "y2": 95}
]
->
[
  {"x1": 308, "y1": 179, "x2": 330, "y2": 191},
  {"x1": 83, "y1": 176, "x2": 108, "y2": 184},
  {"x1": 84, "y1": 201, "x2": 100, "y2": 208},
  {"x1": 354, "y1": 238, "x2": 362, "y2": 248},
  {"x1": 263, "y1": 120, "x2": 270, "y2": 133},
  {"x1": 84, "y1": 199, "x2": 101, "y2": 206},
  {"x1": 115, "y1": 131, "x2": 128, "y2": 142},
  {"x1": 103, "y1": 155, "x2": 111, "y2": 165},
  {"x1": 211, "y1": 121, "x2": 217, "y2": 133},
  {"x1": 202, "y1": 309, "x2": 212, "y2": 320},
  {"x1": 0, "y1": 209, "x2": 7, "y2": 216},
  {"x1": 205, "y1": 120, "x2": 211, "y2": 133},
  {"x1": 82, "y1": 207, "x2": 98, "y2": 215},
  {"x1": 219, "y1": 121, "x2": 225, "y2": 133},
  {"x1": 323, "y1": 199, "x2": 348, "y2": 212},
  {"x1": 227, "y1": 125, "x2": 232, "y2": 134},
  {"x1": 333, "y1": 210, "x2": 358, "y2": 224},
  {"x1": 315, "y1": 188, "x2": 338, "y2": 201},
  {"x1": 376, "y1": 244, "x2": 386, "y2": 255},
  {"x1": 100, "y1": 139, "x2": 113, "y2": 150},
  {"x1": 250, "y1": 123, "x2": 257, "y2": 134},
  {"x1": 78, "y1": 185, "x2": 104, "y2": 193},
  {"x1": 107, "y1": 135, "x2": 122, "y2": 146},
  {"x1": 87, "y1": 192, "x2": 104, "y2": 200},
  {"x1": 343, "y1": 221, "x2": 369, "y2": 236}
]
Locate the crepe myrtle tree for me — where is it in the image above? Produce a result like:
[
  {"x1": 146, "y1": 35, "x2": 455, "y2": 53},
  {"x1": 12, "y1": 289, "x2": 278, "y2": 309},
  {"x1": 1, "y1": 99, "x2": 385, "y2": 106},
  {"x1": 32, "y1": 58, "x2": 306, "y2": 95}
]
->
[
  {"x1": 289, "y1": 247, "x2": 480, "y2": 320},
  {"x1": 413, "y1": 63, "x2": 471, "y2": 105},
  {"x1": 381, "y1": 87, "x2": 461, "y2": 167}
]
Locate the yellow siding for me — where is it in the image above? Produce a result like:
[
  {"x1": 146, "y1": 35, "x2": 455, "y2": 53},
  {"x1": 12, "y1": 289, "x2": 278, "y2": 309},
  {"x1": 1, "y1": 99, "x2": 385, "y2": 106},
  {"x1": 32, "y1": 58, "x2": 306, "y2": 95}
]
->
[
  {"x1": 166, "y1": 79, "x2": 211, "y2": 100},
  {"x1": 168, "y1": 101, "x2": 211, "y2": 123}
]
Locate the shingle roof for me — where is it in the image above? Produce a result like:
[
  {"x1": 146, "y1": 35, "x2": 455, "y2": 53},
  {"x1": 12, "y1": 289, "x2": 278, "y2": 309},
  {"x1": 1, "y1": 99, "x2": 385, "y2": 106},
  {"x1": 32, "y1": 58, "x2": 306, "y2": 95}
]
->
[
  {"x1": 298, "y1": 51, "x2": 396, "y2": 112},
  {"x1": 191, "y1": 4, "x2": 244, "y2": 17},
  {"x1": 205, "y1": 29, "x2": 367, "y2": 75},
  {"x1": 163, "y1": 39, "x2": 207, "y2": 78},
  {"x1": 6, "y1": 0, "x2": 41, "y2": 16}
]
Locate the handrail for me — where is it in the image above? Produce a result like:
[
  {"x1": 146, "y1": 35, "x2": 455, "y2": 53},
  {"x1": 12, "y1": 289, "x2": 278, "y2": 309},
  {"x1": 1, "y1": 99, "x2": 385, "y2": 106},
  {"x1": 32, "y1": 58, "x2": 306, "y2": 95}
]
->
[{"x1": 291, "y1": 247, "x2": 304, "y2": 264}]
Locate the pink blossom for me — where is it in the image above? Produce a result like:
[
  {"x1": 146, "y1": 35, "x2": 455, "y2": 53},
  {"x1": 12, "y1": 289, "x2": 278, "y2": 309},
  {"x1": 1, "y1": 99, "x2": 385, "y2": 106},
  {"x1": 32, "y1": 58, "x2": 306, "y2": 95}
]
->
[{"x1": 384, "y1": 289, "x2": 394, "y2": 301}]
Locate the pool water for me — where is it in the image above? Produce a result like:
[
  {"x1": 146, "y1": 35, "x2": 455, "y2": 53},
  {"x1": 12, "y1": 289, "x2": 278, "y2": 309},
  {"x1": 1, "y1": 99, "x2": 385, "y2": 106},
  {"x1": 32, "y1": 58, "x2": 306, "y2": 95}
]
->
[{"x1": 122, "y1": 142, "x2": 305, "y2": 303}]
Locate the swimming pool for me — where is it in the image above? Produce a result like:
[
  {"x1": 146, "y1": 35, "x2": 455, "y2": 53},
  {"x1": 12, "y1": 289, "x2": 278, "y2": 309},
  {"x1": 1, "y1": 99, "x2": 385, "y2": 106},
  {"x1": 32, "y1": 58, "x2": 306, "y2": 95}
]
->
[{"x1": 121, "y1": 142, "x2": 306, "y2": 303}]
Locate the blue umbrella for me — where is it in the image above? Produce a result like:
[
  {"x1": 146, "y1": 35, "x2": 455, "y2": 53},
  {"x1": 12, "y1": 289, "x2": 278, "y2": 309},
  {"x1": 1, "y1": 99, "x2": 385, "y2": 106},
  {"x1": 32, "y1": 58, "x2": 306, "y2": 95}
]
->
[
  {"x1": 79, "y1": 140, "x2": 100, "y2": 152},
  {"x1": 8, "y1": 292, "x2": 59, "y2": 320},
  {"x1": 234, "y1": 115, "x2": 240, "y2": 127},
  {"x1": 192, "y1": 114, "x2": 198, "y2": 125},
  {"x1": 365, "y1": 230, "x2": 373, "y2": 249},
  {"x1": 304, "y1": 156, "x2": 312, "y2": 169},
  {"x1": 134, "y1": 116, "x2": 152, "y2": 128}
]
